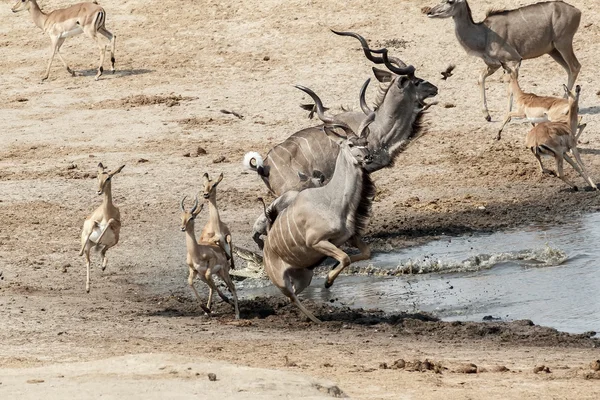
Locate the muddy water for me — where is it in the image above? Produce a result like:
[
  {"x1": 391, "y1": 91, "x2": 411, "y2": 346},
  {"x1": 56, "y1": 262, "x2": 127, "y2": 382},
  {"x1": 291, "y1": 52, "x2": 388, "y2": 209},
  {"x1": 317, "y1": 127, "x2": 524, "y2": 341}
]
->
[{"x1": 242, "y1": 213, "x2": 600, "y2": 334}]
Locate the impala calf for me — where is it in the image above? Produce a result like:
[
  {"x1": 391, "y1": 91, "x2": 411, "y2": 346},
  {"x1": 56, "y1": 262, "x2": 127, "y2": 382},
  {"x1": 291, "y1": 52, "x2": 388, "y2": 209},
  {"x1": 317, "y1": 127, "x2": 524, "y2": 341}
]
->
[
  {"x1": 12, "y1": 0, "x2": 116, "y2": 81},
  {"x1": 181, "y1": 197, "x2": 240, "y2": 319},
  {"x1": 525, "y1": 85, "x2": 597, "y2": 191},
  {"x1": 80, "y1": 163, "x2": 124, "y2": 293}
]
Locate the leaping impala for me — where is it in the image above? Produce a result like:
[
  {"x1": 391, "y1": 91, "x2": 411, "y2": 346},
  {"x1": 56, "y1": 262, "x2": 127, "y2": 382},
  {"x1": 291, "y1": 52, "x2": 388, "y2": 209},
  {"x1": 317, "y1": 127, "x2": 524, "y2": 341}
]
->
[
  {"x1": 80, "y1": 163, "x2": 124, "y2": 293},
  {"x1": 12, "y1": 0, "x2": 116, "y2": 81}
]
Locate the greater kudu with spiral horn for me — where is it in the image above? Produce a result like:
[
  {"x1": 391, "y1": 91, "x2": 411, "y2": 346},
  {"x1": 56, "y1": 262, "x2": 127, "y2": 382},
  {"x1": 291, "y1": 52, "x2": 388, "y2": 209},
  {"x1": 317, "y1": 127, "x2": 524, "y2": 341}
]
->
[
  {"x1": 427, "y1": 0, "x2": 581, "y2": 122},
  {"x1": 262, "y1": 120, "x2": 375, "y2": 323},
  {"x1": 244, "y1": 31, "x2": 437, "y2": 197}
]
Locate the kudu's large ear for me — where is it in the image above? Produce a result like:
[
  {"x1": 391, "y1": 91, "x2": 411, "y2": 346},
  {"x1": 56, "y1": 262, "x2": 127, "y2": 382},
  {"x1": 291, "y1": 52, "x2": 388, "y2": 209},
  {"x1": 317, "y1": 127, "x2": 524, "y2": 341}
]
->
[
  {"x1": 372, "y1": 67, "x2": 393, "y2": 83},
  {"x1": 97, "y1": 162, "x2": 106, "y2": 172},
  {"x1": 313, "y1": 170, "x2": 325, "y2": 185},
  {"x1": 297, "y1": 171, "x2": 309, "y2": 182},
  {"x1": 202, "y1": 172, "x2": 210, "y2": 185},
  {"x1": 322, "y1": 125, "x2": 348, "y2": 145}
]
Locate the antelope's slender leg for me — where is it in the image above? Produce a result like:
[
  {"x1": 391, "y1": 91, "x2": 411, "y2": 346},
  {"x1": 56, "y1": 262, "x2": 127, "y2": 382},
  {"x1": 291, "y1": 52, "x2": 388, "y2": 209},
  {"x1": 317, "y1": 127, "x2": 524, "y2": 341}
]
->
[
  {"x1": 348, "y1": 236, "x2": 371, "y2": 264},
  {"x1": 567, "y1": 149, "x2": 598, "y2": 190},
  {"x1": 575, "y1": 123, "x2": 586, "y2": 141},
  {"x1": 84, "y1": 248, "x2": 91, "y2": 293},
  {"x1": 188, "y1": 266, "x2": 211, "y2": 314},
  {"x1": 83, "y1": 26, "x2": 106, "y2": 80},
  {"x1": 497, "y1": 111, "x2": 527, "y2": 140},
  {"x1": 478, "y1": 64, "x2": 500, "y2": 122},
  {"x1": 220, "y1": 270, "x2": 240, "y2": 319},
  {"x1": 42, "y1": 36, "x2": 61, "y2": 81},
  {"x1": 98, "y1": 28, "x2": 116, "y2": 73},
  {"x1": 96, "y1": 218, "x2": 118, "y2": 243},
  {"x1": 554, "y1": 155, "x2": 578, "y2": 189},
  {"x1": 100, "y1": 246, "x2": 108, "y2": 271},
  {"x1": 54, "y1": 37, "x2": 75, "y2": 77},
  {"x1": 530, "y1": 148, "x2": 552, "y2": 175}
]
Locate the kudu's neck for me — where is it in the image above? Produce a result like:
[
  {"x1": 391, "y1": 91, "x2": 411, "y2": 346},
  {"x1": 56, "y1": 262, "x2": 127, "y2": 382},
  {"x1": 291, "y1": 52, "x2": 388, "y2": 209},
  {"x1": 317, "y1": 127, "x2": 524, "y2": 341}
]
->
[
  {"x1": 452, "y1": 1, "x2": 487, "y2": 54},
  {"x1": 28, "y1": 0, "x2": 48, "y2": 32},
  {"x1": 328, "y1": 148, "x2": 363, "y2": 217}
]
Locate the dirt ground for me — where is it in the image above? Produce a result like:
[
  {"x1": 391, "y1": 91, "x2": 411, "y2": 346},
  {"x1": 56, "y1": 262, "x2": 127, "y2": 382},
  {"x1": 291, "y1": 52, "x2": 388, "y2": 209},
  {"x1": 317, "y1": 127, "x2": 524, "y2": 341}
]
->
[{"x1": 2, "y1": 0, "x2": 600, "y2": 398}]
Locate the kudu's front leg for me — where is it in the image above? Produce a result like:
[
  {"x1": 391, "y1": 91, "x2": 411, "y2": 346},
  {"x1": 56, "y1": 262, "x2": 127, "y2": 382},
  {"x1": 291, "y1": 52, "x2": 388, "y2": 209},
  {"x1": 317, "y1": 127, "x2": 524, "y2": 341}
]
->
[{"x1": 478, "y1": 64, "x2": 500, "y2": 122}]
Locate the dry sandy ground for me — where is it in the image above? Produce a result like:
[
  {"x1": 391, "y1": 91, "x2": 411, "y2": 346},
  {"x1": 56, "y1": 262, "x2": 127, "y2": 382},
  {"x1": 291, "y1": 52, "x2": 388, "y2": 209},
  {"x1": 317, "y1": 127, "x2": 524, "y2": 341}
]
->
[{"x1": 2, "y1": 0, "x2": 600, "y2": 398}]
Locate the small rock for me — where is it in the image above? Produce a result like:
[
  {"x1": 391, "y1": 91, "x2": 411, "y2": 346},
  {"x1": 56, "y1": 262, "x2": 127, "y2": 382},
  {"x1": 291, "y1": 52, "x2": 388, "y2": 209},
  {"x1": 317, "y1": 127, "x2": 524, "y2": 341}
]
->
[
  {"x1": 421, "y1": 359, "x2": 433, "y2": 371},
  {"x1": 391, "y1": 359, "x2": 405, "y2": 369},
  {"x1": 533, "y1": 365, "x2": 551, "y2": 374},
  {"x1": 212, "y1": 156, "x2": 226, "y2": 164},
  {"x1": 197, "y1": 146, "x2": 207, "y2": 155},
  {"x1": 590, "y1": 360, "x2": 600, "y2": 371},
  {"x1": 67, "y1": 163, "x2": 77, "y2": 170},
  {"x1": 443, "y1": 103, "x2": 456, "y2": 108},
  {"x1": 322, "y1": 363, "x2": 333, "y2": 368},
  {"x1": 137, "y1": 158, "x2": 149, "y2": 163},
  {"x1": 27, "y1": 379, "x2": 45, "y2": 384},
  {"x1": 263, "y1": 55, "x2": 270, "y2": 61},
  {"x1": 491, "y1": 365, "x2": 510, "y2": 372},
  {"x1": 284, "y1": 356, "x2": 297, "y2": 367},
  {"x1": 379, "y1": 362, "x2": 388, "y2": 369},
  {"x1": 183, "y1": 152, "x2": 191, "y2": 157},
  {"x1": 207, "y1": 373, "x2": 217, "y2": 381},
  {"x1": 456, "y1": 363, "x2": 478, "y2": 374}
]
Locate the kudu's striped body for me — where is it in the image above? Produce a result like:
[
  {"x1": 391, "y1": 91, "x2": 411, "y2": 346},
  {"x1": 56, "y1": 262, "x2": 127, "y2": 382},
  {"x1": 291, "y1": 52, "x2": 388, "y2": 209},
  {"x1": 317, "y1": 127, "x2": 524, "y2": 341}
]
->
[
  {"x1": 427, "y1": 0, "x2": 581, "y2": 122},
  {"x1": 12, "y1": 0, "x2": 116, "y2": 81},
  {"x1": 244, "y1": 31, "x2": 437, "y2": 196},
  {"x1": 263, "y1": 123, "x2": 375, "y2": 323}
]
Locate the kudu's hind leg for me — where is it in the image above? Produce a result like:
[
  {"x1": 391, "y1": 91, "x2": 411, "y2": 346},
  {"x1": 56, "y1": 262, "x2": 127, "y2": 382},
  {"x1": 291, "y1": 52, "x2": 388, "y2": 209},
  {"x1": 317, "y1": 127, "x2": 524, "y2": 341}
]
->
[
  {"x1": 283, "y1": 271, "x2": 320, "y2": 323},
  {"x1": 552, "y1": 43, "x2": 581, "y2": 92}
]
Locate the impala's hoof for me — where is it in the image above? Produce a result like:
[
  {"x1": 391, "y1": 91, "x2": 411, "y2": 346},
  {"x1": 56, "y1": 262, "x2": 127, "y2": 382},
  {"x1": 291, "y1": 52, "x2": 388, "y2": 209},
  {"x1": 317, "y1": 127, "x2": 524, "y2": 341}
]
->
[{"x1": 324, "y1": 279, "x2": 333, "y2": 289}]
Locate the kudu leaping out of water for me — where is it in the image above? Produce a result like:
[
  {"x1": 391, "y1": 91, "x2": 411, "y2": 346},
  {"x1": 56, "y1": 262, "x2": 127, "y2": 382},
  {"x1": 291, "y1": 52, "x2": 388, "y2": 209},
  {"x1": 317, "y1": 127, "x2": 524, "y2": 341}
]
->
[
  {"x1": 525, "y1": 85, "x2": 597, "y2": 191},
  {"x1": 263, "y1": 119, "x2": 375, "y2": 323},
  {"x1": 244, "y1": 31, "x2": 437, "y2": 197},
  {"x1": 427, "y1": 0, "x2": 581, "y2": 122}
]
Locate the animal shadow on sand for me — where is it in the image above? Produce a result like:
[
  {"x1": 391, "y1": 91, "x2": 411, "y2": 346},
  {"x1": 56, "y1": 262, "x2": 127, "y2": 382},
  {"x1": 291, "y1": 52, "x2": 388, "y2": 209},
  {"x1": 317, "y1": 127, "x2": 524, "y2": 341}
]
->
[{"x1": 76, "y1": 68, "x2": 153, "y2": 78}]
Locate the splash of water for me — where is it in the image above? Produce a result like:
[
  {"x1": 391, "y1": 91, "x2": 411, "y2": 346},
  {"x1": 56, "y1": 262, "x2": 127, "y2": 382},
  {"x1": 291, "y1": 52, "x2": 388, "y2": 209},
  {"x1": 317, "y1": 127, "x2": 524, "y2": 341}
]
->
[{"x1": 342, "y1": 245, "x2": 568, "y2": 277}]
